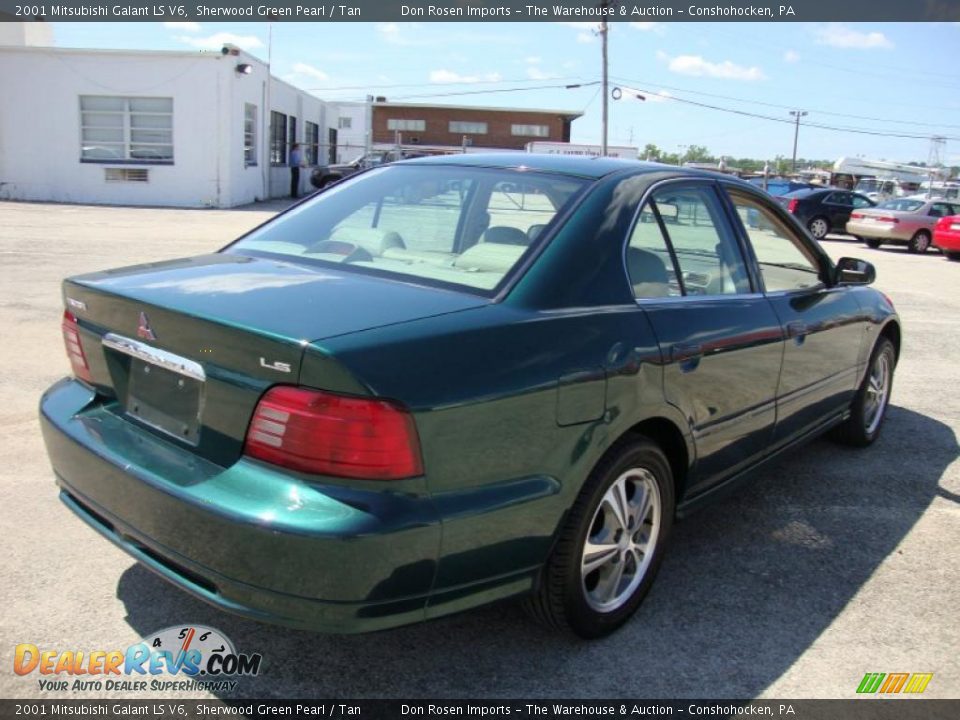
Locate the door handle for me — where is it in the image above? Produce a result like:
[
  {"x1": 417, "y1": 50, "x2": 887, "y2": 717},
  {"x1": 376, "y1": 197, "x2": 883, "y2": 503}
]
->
[
  {"x1": 671, "y1": 342, "x2": 703, "y2": 364},
  {"x1": 786, "y1": 321, "x2": 808, "y2": 338}
]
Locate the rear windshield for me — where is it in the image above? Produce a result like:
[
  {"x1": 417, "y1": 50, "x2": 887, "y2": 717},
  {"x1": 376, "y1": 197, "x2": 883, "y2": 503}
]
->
[
  {"x1": 225, "y1": 165, "x2": 587, "y2": 293},
  {"x1": 877, "y1": 199, "x2": 923, "y2": 212}
]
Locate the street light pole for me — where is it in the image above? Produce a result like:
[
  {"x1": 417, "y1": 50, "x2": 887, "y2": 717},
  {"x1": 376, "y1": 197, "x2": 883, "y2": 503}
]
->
[
  {"x1": 600, "y1": 19, "x2": 609, "y2": 156},
  {"x1": 790, "y1": 109, "x2": 808, "y2": 172}
]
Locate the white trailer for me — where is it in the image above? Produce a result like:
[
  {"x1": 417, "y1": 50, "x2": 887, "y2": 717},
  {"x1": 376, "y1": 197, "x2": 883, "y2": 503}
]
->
[{"x1": 525, "y1": 141, "x2": 638, "y2": 160}]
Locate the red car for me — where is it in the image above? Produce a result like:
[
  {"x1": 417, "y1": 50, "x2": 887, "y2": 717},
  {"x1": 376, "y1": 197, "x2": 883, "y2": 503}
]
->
[{"x1": 933, "y1": 215, "x2": 960, "y2": 261}]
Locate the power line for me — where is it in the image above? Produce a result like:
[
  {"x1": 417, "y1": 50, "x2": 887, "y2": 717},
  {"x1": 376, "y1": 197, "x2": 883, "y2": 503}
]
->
[
  {"x1": 620, "y1": 86, "x2": 960, "y2": 141},
  {"x1": 610, "y1": 74, "x2": 960, "y2": 131}
]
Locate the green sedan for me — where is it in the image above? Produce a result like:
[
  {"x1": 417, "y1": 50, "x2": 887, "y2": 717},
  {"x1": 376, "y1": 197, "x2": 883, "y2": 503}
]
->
[{"x1": 41, "y1": 154, "x2": 901, "y2": 638}]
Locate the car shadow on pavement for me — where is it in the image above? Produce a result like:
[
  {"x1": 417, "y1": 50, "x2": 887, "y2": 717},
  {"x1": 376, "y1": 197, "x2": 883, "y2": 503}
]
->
[{"x1": 117, "y1": 404, "x2": 956, "y2": 699}]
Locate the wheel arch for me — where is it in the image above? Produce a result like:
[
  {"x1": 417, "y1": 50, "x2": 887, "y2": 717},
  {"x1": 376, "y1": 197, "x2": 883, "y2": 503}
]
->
[
  {"x1": 879, "y1": 319, "x2": 902, "y2": 364},
  {"x1": 610, "y1": 416, "x2": 693, "y2": 506}
]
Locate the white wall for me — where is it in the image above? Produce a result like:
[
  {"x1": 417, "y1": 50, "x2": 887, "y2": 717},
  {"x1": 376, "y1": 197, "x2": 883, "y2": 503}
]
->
[
  {"x1": 0, "y1": 47, "x2": 227, "y2": 207},
  {"x1": 328, "y1": 102, "x2": 370, "y2": 163},
  {"x1": 0, "y1": 21, "x2": 53, "y2": 47},
  {"x1": 0, "y1": 46, "x2": 331, "y2": 207}
]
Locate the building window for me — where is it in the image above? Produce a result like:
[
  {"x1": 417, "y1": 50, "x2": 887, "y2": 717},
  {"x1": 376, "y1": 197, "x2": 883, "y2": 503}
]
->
[
  {"x1": 244, "y1": 104, "x2": 257, "y2": 167},
  {"x1": 387, "y1": 118, "x2": 426, "y2": 131},
  {"x1": 511, "y1": 124, "x2": 550, "y2": 138},
  {"x1": 80, "y1": 96, "x2": 173, "y2": 162},
  {"x1": 270, "y1": 111, "x2": 287, "y2": 165},
  {"x1": 449, "y1": 121, "x2": 488, "y2": 135},
  {"x1": 338, "y1": 117, "x2": 352, "y2": 129},
  {"x1": 305, "y1": 121, "x2": 319, "y2": 166},
  {"x1": 288, "y1": 116, "x2": 297, "y2": 155}
]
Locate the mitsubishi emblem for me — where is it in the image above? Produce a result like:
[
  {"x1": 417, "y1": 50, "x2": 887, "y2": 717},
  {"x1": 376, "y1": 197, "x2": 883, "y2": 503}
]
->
[{"x1": 137, "y1": 312, "x2": 156, "y2": 341}]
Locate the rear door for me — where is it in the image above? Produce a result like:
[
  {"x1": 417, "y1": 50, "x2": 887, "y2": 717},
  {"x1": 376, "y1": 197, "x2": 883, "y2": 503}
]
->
[
  {"x1": 822, "y1": 191, "x2": 854, "y2": 232},
  {"x1": 626, "y1": 181, "x2": 784, "y2": 495},
  {"x1": 723, "y1": 186, "x2": 866, "y2": 444}
]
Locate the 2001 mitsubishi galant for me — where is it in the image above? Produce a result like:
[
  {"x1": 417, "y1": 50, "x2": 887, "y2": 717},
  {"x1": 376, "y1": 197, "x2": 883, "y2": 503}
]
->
[{"x1": 40, "y1": 155, "x2": 901, "y2": 638}]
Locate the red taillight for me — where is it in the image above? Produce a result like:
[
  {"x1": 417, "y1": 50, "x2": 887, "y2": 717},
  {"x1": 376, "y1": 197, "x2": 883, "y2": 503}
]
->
[
  {"x1": 787, "y1": 199, "x2": 798, "y2": 213},
  {"x1": 61, "y1": 310, "x2": 93, "y2": 383},
  {"x1": 850, "y1": 212, "x2": 863, "y2": 219},
  {"x1": 875, "y1": 216, "x2": 899, "y2": 224},
  {"x1": 244, "y1": 386, "x2": 423, "y2": 480}
]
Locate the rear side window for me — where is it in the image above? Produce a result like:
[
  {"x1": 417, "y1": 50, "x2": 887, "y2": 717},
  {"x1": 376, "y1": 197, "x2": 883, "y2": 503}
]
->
[
  {"x1": 728, "y1": 191, "x2": 823, "y2": 293},
  {"x1": 627, "y1": 185, "x2": 751, "y2": 298}
]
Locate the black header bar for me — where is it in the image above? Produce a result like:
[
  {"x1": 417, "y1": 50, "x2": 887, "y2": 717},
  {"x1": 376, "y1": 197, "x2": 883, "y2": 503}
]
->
[{"x1": 2, "y1": 0, "x2": 959, "y2": 23}]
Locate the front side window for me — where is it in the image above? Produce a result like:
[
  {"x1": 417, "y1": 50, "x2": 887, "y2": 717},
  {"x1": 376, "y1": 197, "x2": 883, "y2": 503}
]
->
[
  {"x1": 449, "y1": 121, "x2": 488, "y2": 135},
  {"x1": 728, "y1": 191, "x2": 823, "y2": 293},
  {"x1": 628, "y1": 186, "x2": 751, "y2": 298},
  {"x1": 226, "y1": 166, "x2": 586, "y2": 293},
  {"x1": 80, "y1": 96, "x2": 173, "y2": 162}
]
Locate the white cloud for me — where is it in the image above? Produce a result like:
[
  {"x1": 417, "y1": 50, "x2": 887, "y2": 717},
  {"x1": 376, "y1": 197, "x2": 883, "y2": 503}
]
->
[
  {"x1": 526, "y1": 56, "x2": 542, "y2": 64},
  {"x1": 576, "y1": 32, "x2": 596, "y2": 44},
  {"x1": 660, "y1": 53, "x2": 766, "y2": 81},
  {"x1": 163, "y1": 21, "x2": 199, "y2": 32},
  {"x1": 429, "y1": 69, "x2": 503, "y2": 84},
  {"x1": 629, "y1": 22, "x2": 659, "y2": 31},
  {"x1": 814, "y1": 23, "x2": 893, "y2": 49},
  {"x1": 291, "y1": 63, "x2": 329, "y2": 82},
  {"x1": 526, "y1": 66, "x2": 559, "y2": 80},
  {"x1": 176, "y1": 32, "x2": 263, "y2": 51},
  {"x1": 783, "y1": 49, "x2": 801, "y2": 63}
]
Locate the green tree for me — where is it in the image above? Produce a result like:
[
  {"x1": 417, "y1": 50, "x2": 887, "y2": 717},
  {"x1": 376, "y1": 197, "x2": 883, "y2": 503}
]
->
[{"x1": 642, "y1": 143, "x2": 661, "y2": 161}]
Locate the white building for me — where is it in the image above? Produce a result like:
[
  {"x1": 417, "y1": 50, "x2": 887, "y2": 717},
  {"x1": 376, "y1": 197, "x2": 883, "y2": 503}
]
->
[{"x1": 0, "y1": 35, "x2": 344, "y2": 207}]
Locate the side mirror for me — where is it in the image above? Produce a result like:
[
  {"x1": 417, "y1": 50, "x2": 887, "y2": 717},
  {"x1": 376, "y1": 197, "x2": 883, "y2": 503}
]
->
[{"x1": 835, "y1": 257, "x2": 876, "y2": 286}]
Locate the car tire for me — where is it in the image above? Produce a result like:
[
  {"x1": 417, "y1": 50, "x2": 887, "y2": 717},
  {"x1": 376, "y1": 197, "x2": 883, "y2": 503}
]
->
[
  {"x1": 829, "y1": 337, "x2": 896, "y2": 447},
  {"x1": 865, "y1": 238, "x2": 882, "y2": 249},
  {"x1": 946, "y1": 251, "x2": 960, "y2": 262},
  {"x1": 908, "y1": 230, "x2": 931, "y2": 254},
  {"x1": 524, "y1": 436, "x2": 675, "y2": 639},
  {"x1": 808, "y1": 217, "x2": 830, "y2": 240}
]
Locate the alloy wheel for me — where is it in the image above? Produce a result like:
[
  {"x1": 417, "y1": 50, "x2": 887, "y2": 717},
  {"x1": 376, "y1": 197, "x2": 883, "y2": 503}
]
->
[
  {"x1": 580, "y1": 468, "x2": 661, "y2": 613},
  {"x1": 810, "y1": 218, "x2": 828, "y2": 239},
  {"x1": 864, "y1": 350, "x2": 891, "y2": 435}
]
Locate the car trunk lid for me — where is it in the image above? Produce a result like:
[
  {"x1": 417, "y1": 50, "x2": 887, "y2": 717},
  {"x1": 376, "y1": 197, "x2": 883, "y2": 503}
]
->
[{"x1": 63, "y1": 253, "x2": 486, "y2": 466}]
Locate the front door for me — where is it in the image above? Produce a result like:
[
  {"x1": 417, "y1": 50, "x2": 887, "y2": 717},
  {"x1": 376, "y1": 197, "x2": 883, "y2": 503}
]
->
[
  {"x1": 626, "y1": 181, "x2": 784, "y2": 496},
  {"x1": 724, "y1": 187, "x2": 866, "y2": 444}
]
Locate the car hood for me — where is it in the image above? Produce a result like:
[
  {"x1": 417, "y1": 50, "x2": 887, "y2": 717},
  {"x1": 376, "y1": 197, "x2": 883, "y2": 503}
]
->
[{"x1": 68, "y1": 253, "x2": 487, "y2": 343}]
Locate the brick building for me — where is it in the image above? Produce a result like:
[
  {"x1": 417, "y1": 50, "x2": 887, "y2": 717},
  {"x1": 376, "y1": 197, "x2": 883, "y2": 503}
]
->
[{"x1": 371, "y1": 102, "x2": 582, "y2": 151}]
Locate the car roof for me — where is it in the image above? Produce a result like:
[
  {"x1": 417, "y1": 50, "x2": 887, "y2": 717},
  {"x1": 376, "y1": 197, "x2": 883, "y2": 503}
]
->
[
  {"x1": 401, "y1": 152, "x2": 724, "y2": 180},
  {"x1": 783, "y1": 187, "x2": 829, "y2": 198}
]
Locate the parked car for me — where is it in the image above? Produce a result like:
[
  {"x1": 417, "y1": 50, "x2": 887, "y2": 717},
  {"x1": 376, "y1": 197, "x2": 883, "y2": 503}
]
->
[
  {"x1": 41, "y1": 155, "x2": 900, "y2": 639},
  {"x1": 747, "y1": 177, "x2": 817, "y2": 200},
  {"x1": 309, "y1": 149, "x2": 428, "y2": 189},
  {"x1": 933, "y1": 214, "x2": 960, "y2": 261},
  {"x1": 781, "y1": 188, "x2": 876, "y2": 240},
  {"x1": 846, "y1": 197, "x2": 960, "y2": 253}
]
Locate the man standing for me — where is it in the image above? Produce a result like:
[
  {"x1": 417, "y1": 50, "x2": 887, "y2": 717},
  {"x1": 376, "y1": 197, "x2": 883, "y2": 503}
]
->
[{"x1": 289, "y1": 143, "x2": 304, "y2": 199}]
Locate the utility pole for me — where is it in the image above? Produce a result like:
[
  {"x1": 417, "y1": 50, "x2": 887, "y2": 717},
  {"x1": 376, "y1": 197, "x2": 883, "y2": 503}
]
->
[
  {"x1": 789, "y1": 110, "x2": 807, "y2": 172},
  {"x1": 600, "y1": 19, "x2": 609, "y2": 156}
]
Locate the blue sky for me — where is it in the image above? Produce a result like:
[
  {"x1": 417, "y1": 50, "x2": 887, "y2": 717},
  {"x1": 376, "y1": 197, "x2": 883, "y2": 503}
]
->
[{"x1": 52, "y1": 21, "x2": 960, "y2": 165}]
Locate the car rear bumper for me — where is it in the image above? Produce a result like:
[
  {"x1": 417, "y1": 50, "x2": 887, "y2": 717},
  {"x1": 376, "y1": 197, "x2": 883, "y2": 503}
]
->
[
  {"x1": 934, "y1": 228, "x2": 960, "y2": 251},
  {"x1": 39, "y1": 378, "x2": 442, "y2": 633},
  {"x1": 845, "y1": 220, "x2": 912, "y2": 242}
]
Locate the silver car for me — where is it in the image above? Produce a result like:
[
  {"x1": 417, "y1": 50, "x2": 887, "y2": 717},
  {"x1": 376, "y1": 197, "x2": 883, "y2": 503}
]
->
[{"x1": 846, "y1": 198, "x2": 960, "y2": 253}]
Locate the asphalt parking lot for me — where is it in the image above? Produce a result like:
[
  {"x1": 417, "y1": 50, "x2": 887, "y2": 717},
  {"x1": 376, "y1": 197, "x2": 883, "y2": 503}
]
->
[{"x1": 0, "y1": 199, "x2": 957, "y2": 700}]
